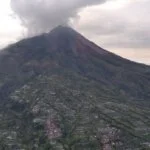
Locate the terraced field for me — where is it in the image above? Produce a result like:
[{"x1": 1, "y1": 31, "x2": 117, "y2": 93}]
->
[{"x1": 0, "y1": 70, "x2": 149, "y2": 149}]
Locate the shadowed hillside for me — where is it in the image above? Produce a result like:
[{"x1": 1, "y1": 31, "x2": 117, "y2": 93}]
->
[{"x1": 0, "y1": 26, "x2": 150, "y2": 150}]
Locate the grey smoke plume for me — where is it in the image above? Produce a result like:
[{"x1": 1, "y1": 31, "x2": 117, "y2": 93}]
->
[{"x1": 11, "y1": 0, "x2": 106, "y2": 36}]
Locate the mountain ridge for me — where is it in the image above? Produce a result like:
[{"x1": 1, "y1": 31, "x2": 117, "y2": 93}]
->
[
  {"x1": 0, "y1": 26, "x2": 150, "y2": 101},
  {"x1": 3, "y1": 25, "x2": 149, "y2": 67},
  {"x1": 0, "y1": 26, "x2": 150, "y2": 149}
]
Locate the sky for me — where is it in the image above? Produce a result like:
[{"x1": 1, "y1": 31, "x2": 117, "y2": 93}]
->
[{"x1": 0, "y1": 0, "x2": 150, "y2": 65}]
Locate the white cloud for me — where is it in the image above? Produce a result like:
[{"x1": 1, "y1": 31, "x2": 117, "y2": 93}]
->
[
  {"x1": 0, "y1": 0, "x2": 23, "y2": 48},
  {"x1": 75, "y1": 0, "x2": 150, "y2": 48},
  {"x1": 10, "y1": 0, "x2": 106, "y2": 36}
]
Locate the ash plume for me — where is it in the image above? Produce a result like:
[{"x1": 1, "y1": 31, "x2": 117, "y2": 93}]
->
[{"x1": 11, "y1": 0, "x2": 106, "y2": 36}]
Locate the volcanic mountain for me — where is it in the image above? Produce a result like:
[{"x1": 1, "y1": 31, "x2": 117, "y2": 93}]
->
[{"x1": 0, "y1": 26, "x2": 150, "y2": 149}]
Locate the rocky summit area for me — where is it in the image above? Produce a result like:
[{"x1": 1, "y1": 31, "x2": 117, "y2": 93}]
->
[{"x1": 0, "y1": 26, "x2": 150, "y2": 150}]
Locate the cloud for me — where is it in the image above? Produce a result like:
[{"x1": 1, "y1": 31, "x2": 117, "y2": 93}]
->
[
  {"x1": 11, "y1": 0, "x2": 106, "y2": 36},
  {"x1": 11, "y1": 0, "x2": 150, "y2": 49},
  {"x1": 75, "y1": 0, "x2": 150, "y2": 49}
]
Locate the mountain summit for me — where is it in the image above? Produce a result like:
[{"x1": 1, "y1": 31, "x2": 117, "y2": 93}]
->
[
  {"x1": 1, "y1": 26, "x2": 149, "y2": 99},
  {"x1": 47, "y1": 25, "x2": 108, "y2": 55},
  {"x1": 0, "y1": 26, "x2": 150, "y2": 149}
]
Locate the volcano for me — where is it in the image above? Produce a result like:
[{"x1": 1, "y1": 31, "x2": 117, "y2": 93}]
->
[{"x1": 0, "y1": 26, "x2": 150, "y2": 149}]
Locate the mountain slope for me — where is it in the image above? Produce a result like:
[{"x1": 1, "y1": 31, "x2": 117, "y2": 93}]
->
[{"x1": 0, "y1": 26, "x2": 150, "y2": 150}]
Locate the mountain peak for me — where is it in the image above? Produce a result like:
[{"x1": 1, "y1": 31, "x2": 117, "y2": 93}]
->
[
  {"x1": 49, "y1": 25, "x2": 79, "y2": 39},
  {"x1": 0, "y1": 23, "x2": 150, "y2": 150},
  {"x1": 51, "y1": 25, "x2": 76, "y2": 33},
  {"x1": 51, "y1": 25, "x2": 72, "y2": 31}
]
